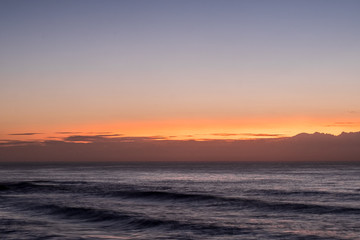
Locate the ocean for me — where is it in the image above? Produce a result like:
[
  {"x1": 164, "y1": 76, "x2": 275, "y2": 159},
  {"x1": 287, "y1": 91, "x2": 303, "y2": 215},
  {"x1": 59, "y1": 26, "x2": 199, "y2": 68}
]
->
[{"x1": 0, "y1": 162, "x2": 359, "y2": 240}]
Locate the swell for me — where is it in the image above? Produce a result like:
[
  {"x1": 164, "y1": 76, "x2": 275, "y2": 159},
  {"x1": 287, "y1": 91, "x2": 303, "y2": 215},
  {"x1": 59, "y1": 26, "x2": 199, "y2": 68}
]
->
[
  {"x1": 109, "y1": 190, "x2": 360, "y2": 215},
  {"x1": 30, "y1": 204, "x2": 248, "y2": 235},
  {"x1": 2, "y1": 181, "x2": 360, "y2": 215},
  {"x1": 9, "y1": 202, "x2": 352, "y2": 240},
  {"x1": 0, "y1": 180, "x2": 84, "y2": 192},
  {"x1": 249, "y1": 188, "x2": 357, "y2": 197},
  {"x1": 249, "y1": 189, "x2": 360, "y2": 201},
  {"x1": 2, "y1": 180, "x2": 359, "y2": 197},
  {"x1": 3, "y1": 180, "x2": 359, "y2": 198}
]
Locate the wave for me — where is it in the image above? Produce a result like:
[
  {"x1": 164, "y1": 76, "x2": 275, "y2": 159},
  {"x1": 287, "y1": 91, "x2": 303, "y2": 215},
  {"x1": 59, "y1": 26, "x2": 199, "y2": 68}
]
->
[
  {"x1": 0, "y1": 182, "x2": 35, "y2": 191},
  {"x1": 251, "y1": 188, "x2": 334, "y2": 196},
  {"x1": 2, "y1": 181, "x2": 359, "y2": 215},
  {"x1": 108, "y1": 189, "x2": 360, "y2": 215},
  {"x1": 32, "y1": 204, "x2": 247, "y2": 235},
  {"x1": 249, "y1": 188, "x2": 360, "y2": 199},
  {"x1": 0, "y1": 180, "x2": 89, "y2": 193},
  {"x1": 0, "y1": 182, "x2": 67, "y2": 194},
  {"x1": 110, "y1": 189, "x2": 219, "y2": 201}
]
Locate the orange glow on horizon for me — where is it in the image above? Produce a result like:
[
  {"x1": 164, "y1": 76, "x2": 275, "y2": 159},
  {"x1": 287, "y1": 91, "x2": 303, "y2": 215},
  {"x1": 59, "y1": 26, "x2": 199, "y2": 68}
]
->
[{"x1": 2, "y1": 116, "x2": 360, "y2": 142}]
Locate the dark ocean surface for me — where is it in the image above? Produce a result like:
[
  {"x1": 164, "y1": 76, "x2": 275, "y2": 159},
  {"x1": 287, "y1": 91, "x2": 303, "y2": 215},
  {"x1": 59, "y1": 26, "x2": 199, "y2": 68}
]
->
[{"x1": 0, "y1": 162, "x2": 359, "y2": 240}]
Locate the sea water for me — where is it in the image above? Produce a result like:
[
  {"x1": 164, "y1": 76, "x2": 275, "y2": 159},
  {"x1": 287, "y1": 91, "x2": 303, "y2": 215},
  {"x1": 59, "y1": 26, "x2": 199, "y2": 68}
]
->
[{"x1": 0, "y1": 162, "x2": 359, "y2": 240}]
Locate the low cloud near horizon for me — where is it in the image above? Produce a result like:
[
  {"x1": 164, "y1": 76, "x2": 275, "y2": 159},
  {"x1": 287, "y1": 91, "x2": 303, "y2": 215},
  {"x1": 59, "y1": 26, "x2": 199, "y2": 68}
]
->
[
  {"x1": 211, "y1": 133, "x2": 284, "y2": 137},
  {"x1": 1, "y1": 132, "x2": 360, "y2": 163},
  {"x1": 8, "y1": 132, "x2": 42, "y2": 136}
]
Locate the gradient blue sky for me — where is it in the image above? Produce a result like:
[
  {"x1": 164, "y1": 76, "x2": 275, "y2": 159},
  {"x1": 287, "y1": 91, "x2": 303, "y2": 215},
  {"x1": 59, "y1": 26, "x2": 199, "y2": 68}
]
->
[{"x1": 1, "y1": 0, "x2": 360, "y2": 140}]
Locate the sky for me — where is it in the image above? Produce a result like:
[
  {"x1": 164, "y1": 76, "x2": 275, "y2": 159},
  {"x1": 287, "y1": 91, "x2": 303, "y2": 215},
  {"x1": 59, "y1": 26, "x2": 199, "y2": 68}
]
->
[{"x1": 1, "y1": 0, "x2": 360, "y2": 143}]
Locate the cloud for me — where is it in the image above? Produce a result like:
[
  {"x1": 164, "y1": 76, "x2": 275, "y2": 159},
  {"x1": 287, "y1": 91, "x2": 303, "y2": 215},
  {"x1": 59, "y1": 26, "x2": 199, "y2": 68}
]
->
[
  {"x1": 85, "y1": 131, "x2": 113, "y2": 134},
  {"x1": 64, "y1": 135, "x2": 119, "y2": 142},
  {"x1": 211, "y1": 133, "x2": 241, "y2": 137},
  {"x1": 96, "y1": 134, "x2": 123, "y2": 137},
  {"x1": 56, "y1": 131, "x2": 119, "y2": 135},
  {"x1": 1, "y1": 131, "x2": 360, "y2": 162},
  {"x1": 0, "y1": 140, "x2": 41, "y2": 146},
  {"x1": 55, "y1": 131, "x2": 83, "y2": 134},
  {"x1": 211, "y1": 133, "x2": 284, "y2": 137},
  {"x1": 64, "y1": 134, "x2": 162, "y2": 143},
  {"x1": 8, "y1": 132, "x2": 42, "y2": 136}
]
